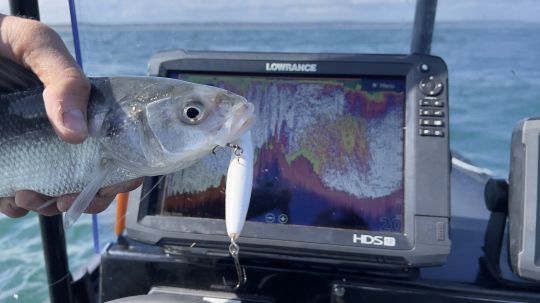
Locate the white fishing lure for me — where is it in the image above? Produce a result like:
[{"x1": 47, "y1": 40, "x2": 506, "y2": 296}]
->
[{"x1": 225, "y1": 131, "x2": 254, "y2": 240}]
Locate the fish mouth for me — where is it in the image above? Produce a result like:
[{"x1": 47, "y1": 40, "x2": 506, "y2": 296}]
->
[
  {"x1": 230, "y1": 102, "x2": 255, "y2": 140},
  {"x1": 213, "y1": 102, "x2": 255, "y2": 147}
]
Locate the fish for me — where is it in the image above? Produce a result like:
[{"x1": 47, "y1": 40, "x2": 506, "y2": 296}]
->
[{"x1": 0, "y1": 56, "x2": 255, "y2": 228}]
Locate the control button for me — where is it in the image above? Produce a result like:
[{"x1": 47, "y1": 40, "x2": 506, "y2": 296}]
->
[
  {"x1": 265, "y1": 213, "x2": 275, "y2": 223},
  {"x1": 433, "y1": 119, "x2": 444, "y2": 126},
  {"x1": 420, "y1": 109, "x2": 445, "y2": 117},
  {"x1": 433, "y1": 129, "x2": 445, "y2": 137},
  {"x1": 419, "y1": 109, "x2": 432, "y2": 116},
  {"x1": 433, "y1": 110, "x2": 444, "y2": 117},
  {"x1": 419, "y1": 63, "x2": 430, "y2": 73},
  {"x1": 278, "y1": 214, "x2": 289, "y2": 224},
  {"x1": 433, "y1": 100, "x2": 444, "y2": 107},
  {"x1": 419, "y1": 119, "x2": 445, "y2": 127},
  {"x1": 419, "y1": 128, "x2": 445, "y2": 137},
  {"x1": 419, "y1": 76, "x2": 444, "y2": 96},
  {"x1": 419, "y1": 128, "x2": 433, "y2": 136},
  {"x1": 419, "y1": 98, "x2": 432, "y2": 106},
  {"x1": 419, "y1": 119, "x2": 431, "y2": 126}
]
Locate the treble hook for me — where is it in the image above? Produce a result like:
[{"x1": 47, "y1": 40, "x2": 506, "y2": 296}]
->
[
  {"x1": 222, "y1": 238, "x2": 247, "y2": 290},
  {"x1": 212, "y1": 144, "x2": 243, "y2": 158},
  {"x1": 226, "y1": 143, "x2": 244, "y2": 162}
]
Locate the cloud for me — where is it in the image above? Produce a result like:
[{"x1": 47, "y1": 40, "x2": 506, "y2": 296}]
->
[
  {"x1": 2, "y1": 0, "x2": 539, "y2": 25},
  {"x1": 0, "y1": 0, "x2": 69, "y2": 24},
  {"x1": 73, "y1": 0, "x2": 416, "y2": 24},
  {"x1": 437, "y1": 0, "x2": 540, "y2": 22}
]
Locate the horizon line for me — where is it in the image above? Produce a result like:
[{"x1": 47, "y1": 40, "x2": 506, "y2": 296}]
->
[{"x1": 48, "y1": 19, "x2": 540, "y2": 27}]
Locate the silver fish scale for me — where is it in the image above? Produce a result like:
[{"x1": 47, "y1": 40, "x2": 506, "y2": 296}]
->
[
  {"x1": 0, "y1": 85, "x2": 131, "y2": 198},
  {"x1": 0, "y1": 129, "x2": 100, "y2": 197}
]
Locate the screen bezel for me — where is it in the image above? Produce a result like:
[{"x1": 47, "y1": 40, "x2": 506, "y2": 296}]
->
[{"x1": 127, "y1": 50, "x2": 451, "y2": 267}]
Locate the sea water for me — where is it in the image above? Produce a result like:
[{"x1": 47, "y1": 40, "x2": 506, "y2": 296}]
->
[{"x1": 0, "y1": 22, "x2": 539, "y2": 302}]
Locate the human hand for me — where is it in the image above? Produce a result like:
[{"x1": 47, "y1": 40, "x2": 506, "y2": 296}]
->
[
  {"x1": 0, "y1": 14, "x2": 141, "y2": 218},
  {"x1": 0, "y1": 179, "x2": 142, "y2": 217}
]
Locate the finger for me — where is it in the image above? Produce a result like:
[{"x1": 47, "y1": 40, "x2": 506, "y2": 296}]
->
[
  {"x1": 56, "y1": 179, "x2": 142, "y2": 213},
  {"x1": 56, "y1": 194, "x2": 114, "y2": 214},
  {"x1": 0, "y1": 197, "x2": 29, "y2": 218},
  {"x1": 14, "y1": 190, "x2": 60, "y2": 216},
  {"x1": 43, "y1": 75, "x2": 91, "y2": 144},
  {"x1": 56, "y1": 193, "x2": 77, "y2": 213},
  {"x1": 85, "y1": 196, "x2": 115, "y2": 214},
  {"x1": 0, "y1": 16, "x2": 90, "y2": 144},
  {"x1": 98, "y1": 178, "x2": 143, "y2": 197}
]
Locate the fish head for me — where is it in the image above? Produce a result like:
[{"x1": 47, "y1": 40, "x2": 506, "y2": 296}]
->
[
  {"x1": 145, "y1": 80, "x2": 255, "y2": 165},
  {"x1": 99, "y1": 77, "x2": 255, "y2": 175}
]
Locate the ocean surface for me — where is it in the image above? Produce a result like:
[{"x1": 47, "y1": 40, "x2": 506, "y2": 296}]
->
[{"x1": 0, "y1": 21, "x2": 539, "y2": 302}]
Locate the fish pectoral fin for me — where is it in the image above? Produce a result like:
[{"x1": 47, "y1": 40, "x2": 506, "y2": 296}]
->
[
  {"x1": 63, "y1": 159, "x2": 114, "y2": 229},
  {"x1": 37, "y1": 198, "x2": 58, "y2": 211}
]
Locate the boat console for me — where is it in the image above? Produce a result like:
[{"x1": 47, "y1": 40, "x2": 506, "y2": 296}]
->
[
  {"x1": 126, "y1": 50, "x2": 451, "y2": 268},
  {"x1": 99, "y1": 50, "x2": 540, "y2": 303}
]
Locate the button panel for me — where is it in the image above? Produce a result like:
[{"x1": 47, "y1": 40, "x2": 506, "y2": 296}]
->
[{"x1": 417, "y1": 85, "x2": 446, "y2": 138}]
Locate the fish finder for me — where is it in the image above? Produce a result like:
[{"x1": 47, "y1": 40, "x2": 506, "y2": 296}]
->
[
  {"x1": 126, "y1": 50, "x2": 451, "y2": 268},
  {"x1": 509, "y1": 118, "x2": 540, "y2": 281}
]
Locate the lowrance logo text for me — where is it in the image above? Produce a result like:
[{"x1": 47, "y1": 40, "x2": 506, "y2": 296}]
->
[
  {"x1": 353, "y1": 234, "x2": 396, "y2": 247},
  {"x1": 265, "y1": 62, "x2": 317, "y2": 72}
]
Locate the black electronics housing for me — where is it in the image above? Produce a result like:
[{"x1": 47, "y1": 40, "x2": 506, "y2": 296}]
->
[{"x1": 126, "y1": 50, "x2": 451, "y2": 268}]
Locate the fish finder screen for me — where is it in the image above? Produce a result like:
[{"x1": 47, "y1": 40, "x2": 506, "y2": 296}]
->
[{"x1": 157, "y1": 73, "x2": 405, "y2": 233}]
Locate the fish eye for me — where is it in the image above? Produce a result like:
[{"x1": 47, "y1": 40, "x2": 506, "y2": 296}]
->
[{"x1": 181, "y1": 101, "x2": 206, "y2": 124}]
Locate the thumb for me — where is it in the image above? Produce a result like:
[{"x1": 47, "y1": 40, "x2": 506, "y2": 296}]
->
[
  {"x1": 1, "y1": 16, "x2": 90, "y2": 144},
  {"x1": 42, "y1": 71, "x2": 91, "y2": 144}
]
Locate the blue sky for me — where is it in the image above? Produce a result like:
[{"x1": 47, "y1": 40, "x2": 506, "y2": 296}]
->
[{"x1": 0, "y1": 0, "x2": 539, "y2": 24}]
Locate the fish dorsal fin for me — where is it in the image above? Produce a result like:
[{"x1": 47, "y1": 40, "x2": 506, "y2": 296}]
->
[{"x1": 0, "y1": 56, "x2": 42, "y2": 93}]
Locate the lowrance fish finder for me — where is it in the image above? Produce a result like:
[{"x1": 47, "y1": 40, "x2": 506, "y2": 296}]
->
[{"x1": 126, "y1": 50, "x2": 451, "y2": 268}]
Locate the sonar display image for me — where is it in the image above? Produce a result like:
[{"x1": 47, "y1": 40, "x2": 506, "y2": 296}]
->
[{"x1": 159, "y1": 74, "x2": 405, "y2": 232}]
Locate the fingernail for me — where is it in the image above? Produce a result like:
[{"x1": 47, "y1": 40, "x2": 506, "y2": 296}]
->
[{"x1": 63, "y1": 109, "x2": 88, "y2": 135}]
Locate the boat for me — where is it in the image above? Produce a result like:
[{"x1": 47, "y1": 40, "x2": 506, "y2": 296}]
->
[{"x1": 3, "y1": 0, "x2": 540, "y2": 302}]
